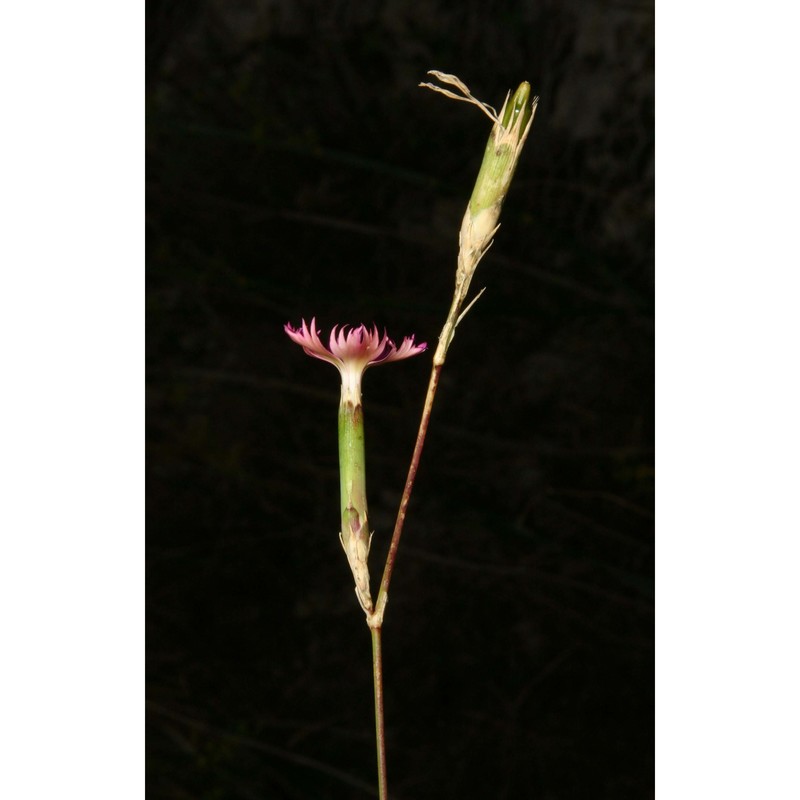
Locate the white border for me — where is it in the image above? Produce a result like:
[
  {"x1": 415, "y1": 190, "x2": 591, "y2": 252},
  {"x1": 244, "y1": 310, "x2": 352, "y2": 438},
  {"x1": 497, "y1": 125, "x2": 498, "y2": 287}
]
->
[
  {"x1": 658, "y1": 2, "x2": 800, "y2": 797},
  {"x1": 1, "y1": 5, "x2": 144, "y2": 797}
]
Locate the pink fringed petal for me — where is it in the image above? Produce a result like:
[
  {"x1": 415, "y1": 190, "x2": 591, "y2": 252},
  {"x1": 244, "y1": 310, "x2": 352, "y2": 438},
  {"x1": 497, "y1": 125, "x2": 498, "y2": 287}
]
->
[{"x1": 286, "y1": 319, "x2": 427, "y2": 377}]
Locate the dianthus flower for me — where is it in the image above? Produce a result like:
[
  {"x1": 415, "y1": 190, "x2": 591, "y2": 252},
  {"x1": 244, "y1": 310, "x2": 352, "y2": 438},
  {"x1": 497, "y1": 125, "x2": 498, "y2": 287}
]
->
[
  {"x1": 285, "y1": 318, "x2": 425, "y2": 405},
  {"x1": 285, "y1": 318, "x2": 426, "y2": 611}
]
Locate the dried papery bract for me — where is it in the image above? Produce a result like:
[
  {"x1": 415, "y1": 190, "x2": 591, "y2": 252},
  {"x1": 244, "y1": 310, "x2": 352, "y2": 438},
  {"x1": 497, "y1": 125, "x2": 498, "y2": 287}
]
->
[{"x1": 418, "y1": 70, "x2": 501, "y2": 123}]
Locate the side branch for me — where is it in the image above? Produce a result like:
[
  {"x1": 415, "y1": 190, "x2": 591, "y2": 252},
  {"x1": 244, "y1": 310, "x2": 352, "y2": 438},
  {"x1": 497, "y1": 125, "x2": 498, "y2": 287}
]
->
[{"x1": 369, "y1": 362, "x2": 442, "y2": 627}]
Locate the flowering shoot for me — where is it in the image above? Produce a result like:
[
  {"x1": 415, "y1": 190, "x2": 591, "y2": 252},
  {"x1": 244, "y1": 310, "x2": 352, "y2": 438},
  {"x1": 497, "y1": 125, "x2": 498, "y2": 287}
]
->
[{"x1": 285, "y1": 319, "x2": 426, "y2": 612}]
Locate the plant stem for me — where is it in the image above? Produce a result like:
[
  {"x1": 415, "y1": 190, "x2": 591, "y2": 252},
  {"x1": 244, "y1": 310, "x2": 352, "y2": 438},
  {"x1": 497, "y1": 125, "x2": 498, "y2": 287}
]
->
[
  {"x1": 371, "y1": 362, "x2": 442, "y2": 624},
  {"x1": 366, "y1": 211, "x2": 489, "y2": 800},
  {"x1": 364, "y1": 75, "x2": 535, "y2": 799},
  {"x1": 371, "y1": 267, "x2": 478, "y2": 627},
  {"x1": 371, "y1": 625, "x2": 388, "y2": 800}
]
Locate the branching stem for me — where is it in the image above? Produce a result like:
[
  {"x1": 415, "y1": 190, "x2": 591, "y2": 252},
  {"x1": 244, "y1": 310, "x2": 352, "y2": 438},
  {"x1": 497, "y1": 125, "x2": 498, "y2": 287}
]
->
[
  {"x1": 364, "y1": 72, "x2": 535, "y2": 800},
  {"x1": 365, "y1": 274, "x2": 476, "y2": 800}
]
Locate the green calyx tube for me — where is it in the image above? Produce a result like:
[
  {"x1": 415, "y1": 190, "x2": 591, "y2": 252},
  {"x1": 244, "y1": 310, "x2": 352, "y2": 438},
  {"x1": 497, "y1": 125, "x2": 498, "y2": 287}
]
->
[
  {"x1": 338, "y1": 398, "x2": 373, "y2": 612},
  {"x1": 468, "y1": 81, "x2": 536, "y2": 220}
]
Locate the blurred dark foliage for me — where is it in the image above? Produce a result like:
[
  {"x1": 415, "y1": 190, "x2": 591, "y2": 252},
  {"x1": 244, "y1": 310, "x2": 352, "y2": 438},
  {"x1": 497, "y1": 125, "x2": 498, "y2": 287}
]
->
[{"x1": 146, "y1": 1, "x2": 654, "y2": 798}]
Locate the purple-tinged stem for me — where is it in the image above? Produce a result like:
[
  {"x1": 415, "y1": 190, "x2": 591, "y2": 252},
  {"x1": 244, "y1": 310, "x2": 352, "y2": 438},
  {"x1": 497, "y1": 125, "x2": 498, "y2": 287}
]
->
[
  {"x1": 371, "y1": 626, "x2": 388, "y2": 800},
  {"x1": 370, "y1": 361, "x2": 442, "y2": 626},
  {"x1": 367, "y1": 362, "x2": 442, "y2": 800}
]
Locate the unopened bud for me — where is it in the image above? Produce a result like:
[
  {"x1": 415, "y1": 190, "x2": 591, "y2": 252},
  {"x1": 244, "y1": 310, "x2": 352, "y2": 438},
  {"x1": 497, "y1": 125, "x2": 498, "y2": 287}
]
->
[
  {"x1": 419, "y1": 73, "x2": 538, "y2": 360},
  {"x1": 462, "y1": 82, "x2": 537, "y2": 258}
]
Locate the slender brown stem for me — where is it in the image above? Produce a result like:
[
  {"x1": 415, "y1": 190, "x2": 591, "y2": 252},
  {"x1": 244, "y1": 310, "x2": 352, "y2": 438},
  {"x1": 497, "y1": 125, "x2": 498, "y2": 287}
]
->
[
  {"x1": 372, "y1": 362, "x2": 442, "y2": 622},
  {"x1": 367, "y1": 247, "x2": 481, "y2": 800},
  {"x1": 363, "y1": 73, "x2": 534, "y2": 800},
  {"x1": 371, "y1": 625, "x2": 388, "y2": 800},
  {"x1": 366, "y1": 360, "x2": 445, "y2": 800}
]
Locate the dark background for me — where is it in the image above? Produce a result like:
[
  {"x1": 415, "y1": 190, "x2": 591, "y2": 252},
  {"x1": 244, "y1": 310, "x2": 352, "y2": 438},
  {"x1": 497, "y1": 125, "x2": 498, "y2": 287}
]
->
[{"x1": 146, "y1": 1, "x2": 654, "y2": 798}]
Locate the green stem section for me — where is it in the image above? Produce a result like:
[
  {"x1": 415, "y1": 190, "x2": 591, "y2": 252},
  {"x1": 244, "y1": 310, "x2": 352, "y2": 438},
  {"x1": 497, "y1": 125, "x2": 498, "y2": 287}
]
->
[{"x1": 371, "y1": 626, "x2": 388, "y2": 800}]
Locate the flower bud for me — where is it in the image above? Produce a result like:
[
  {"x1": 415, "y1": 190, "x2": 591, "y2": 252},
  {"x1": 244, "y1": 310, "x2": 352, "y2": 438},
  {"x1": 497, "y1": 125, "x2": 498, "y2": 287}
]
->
[{"x1": 459, "y1": 82, "x2": 537, "y2": 262}]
